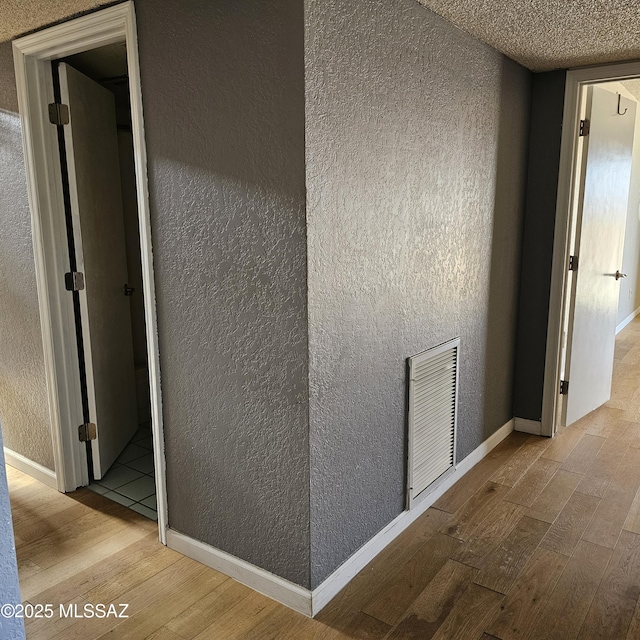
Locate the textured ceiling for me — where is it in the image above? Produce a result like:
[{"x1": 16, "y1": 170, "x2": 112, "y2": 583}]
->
[
  {"x1": 0, "y1": 0, "x2": 105, "y2": 43},
  {"x1": 417, "y1": 0, "x2": 640, "y2": 72}
]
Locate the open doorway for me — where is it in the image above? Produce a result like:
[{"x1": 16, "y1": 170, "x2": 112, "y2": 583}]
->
[
  {"x1": 54, "y1": 44, "x2": 156, "y2": 518},
  {"x1": 11, "y1": 2, "x2": 167, "y2": 539},
  {"x1": 546, "y1": 62, "x2": 640, "y2": 435}
]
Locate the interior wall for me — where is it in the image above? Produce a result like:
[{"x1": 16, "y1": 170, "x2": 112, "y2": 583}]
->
[
  {"x1": 513, "y1": 71, "x2": 567, "y2": 422},
  {"x1": 134, "y1": 0, "x2": 311, "y2": 587},
  {"x1": 0, "y1": 0, "x2": 535, "y2": 593},
  {"x1": 0, "y1": 41, "x2": 54, "y2": 471},
  {"x1": 305, "y1": 0, "x2": 532, "y2": 587},
  {"x1": 617, "y1": 95, "x2": 640, "y2": 328},
  {"x1": 0, "y1": 0, "x2": 309, "y2": 588}
]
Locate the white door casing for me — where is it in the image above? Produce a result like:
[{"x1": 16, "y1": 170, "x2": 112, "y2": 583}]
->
[
  {"x1": 564, "y1": 86, "x2": 636, "y2": 426},
  {"x1": 59, "y1": 62, "x2": 139, "y2": 478},
  {"x1": 12, "y1": 2, "x2": 168, "y2": 542},
  {"x1": 543, "y1": 61, "x2": 640, "y2": 437}
]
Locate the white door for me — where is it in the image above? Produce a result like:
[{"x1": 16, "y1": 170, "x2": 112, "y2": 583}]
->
[
  {"x1": 59, "y1": 62, "x2": 139, "y2": 479},
  {"x1": 564, "y1": 86, "x2": 636, "y2": 426}
]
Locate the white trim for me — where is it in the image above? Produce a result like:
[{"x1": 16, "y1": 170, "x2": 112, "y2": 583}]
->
[
  {"x1": 544, "y1": 60, "x2": 640, "y2": 438},
  {"x1": 166, "y1": 529, "x2": 313, "y2": 617},
  {"x1": 122, "y1": 3, "x2": 168, "y2": 545},
  {"x1": 514, "y1": 417, "x2": 542, "y2": 436},
  {"x1": 452, "y1": 418, "x2": 514, "y2": 475},
  {"x1": 12, "y1": 2, "x2": 168, "y2": 544},
  {"x1": 616, "y1": 306, "x2": 640, "y2": 334},
  {"x1": 166, "y1": 419, "x2": 514, "y2": 618},
  {"x1": 3, "y1": 448, "x2": 57, "y2": 489}
]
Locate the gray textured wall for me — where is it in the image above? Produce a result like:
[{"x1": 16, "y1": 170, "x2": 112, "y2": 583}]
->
[
  {"x1": 0, "y1": 0, "x2": 536, "y2": 593},
  {"x1": 514, "y1": 71, "x2": 566, "y2": 422},
  {"x1": 135, "y1": 0, "x2": 310, "y2": 586},
  {"x1": 305, "y1": 0, "x2": 532, "y2": 586},
  {"x1": 0, "y1": 428, "x2": 25, "y2": 640},
  {"x1": 0, "y1": 41, "x2": 54, "y2": 471}
]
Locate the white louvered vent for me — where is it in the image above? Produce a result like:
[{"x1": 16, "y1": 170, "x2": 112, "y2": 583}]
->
[{"x1": 407, "y1": 338, "x2": 459, "y2": 507}]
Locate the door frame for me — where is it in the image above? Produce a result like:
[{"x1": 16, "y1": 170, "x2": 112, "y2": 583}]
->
[
  {"x1": 12, "y1": 2, "x2": 168, "y2": 543},
  {"x1": 543, "y1": 60, "x2": 640, "y2": 436}
]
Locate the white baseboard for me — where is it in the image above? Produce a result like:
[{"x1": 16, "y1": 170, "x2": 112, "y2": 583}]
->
[
  {"x1": 617, "y1": 306, "x2": 640, "y2": 334},
  {"x1": 454, "y1": 418, "x2": 515, "y2": 476},
  {"x1": 3, "y1": 448, "x2": 57, "y2": 489},
  {"x1": 166, "y1": 419, "x2": 515, "y2": 618},
  {"x1": 311, "y1": 417, "x2": 514, "y2": 615},
  {"x1": 166, "y1": 529, "x2": 313, "y2": 616},
  {"x1": 514, "y1": 417, "x2": 542, "y2": 436}
]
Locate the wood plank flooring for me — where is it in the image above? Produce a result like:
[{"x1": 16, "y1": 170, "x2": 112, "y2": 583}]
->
[{"x1": 8, "y1": 318, "x2": 640, "y2": 639}]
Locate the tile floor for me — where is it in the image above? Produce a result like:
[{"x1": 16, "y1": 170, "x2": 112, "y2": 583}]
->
[{"x1": 86, "y1": 422, "x2": 157, "y2": 520}]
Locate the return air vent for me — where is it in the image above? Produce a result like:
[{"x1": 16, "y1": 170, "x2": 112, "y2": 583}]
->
[{"x1": 407, "y1": 338, "x2": 459, "y2": 507}]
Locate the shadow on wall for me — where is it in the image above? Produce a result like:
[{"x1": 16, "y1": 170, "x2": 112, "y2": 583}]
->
[
  {"x1": 139, "y1": 1, "x2": 304, "y2": 197},
  {"x1": 134, "y1": 0, "x2": 311, "y2": 586},
  {"x1": 482, "y1": 57, "x2": 532, "y2": 438}
]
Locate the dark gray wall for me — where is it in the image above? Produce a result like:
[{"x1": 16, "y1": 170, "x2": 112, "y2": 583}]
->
[
  {"x1": 305, "y1": 0, "x2": 532, "y2": 586},
  {"x1": 514, "y1": 71, "x2": 566, "y2": 421},
  {"x1": 0, "y1": 428, "x2": 25, "y2": 640},
  {"x1": 0, "y1": 41, "x2": 54, "y2": 471},
  {"x1": 135, "y1": 0, "x2": 310, "y2": 586}
]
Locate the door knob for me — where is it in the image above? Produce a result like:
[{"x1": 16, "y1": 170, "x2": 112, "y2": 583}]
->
[
  {"x1": 124, "y1": 283, "x2": 135, "y2": 296},
  {"x1": 615, "y1": 271, "x2": 627, "y2": 280}
]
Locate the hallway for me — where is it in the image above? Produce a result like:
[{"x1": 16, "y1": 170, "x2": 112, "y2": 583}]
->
[{"x1": 7, "y1": 319, "x2": 640, "y2": 639}]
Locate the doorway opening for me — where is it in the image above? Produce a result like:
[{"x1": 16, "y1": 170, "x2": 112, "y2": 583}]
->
[
  {"x1": 11, "y1": 2, "x2": 167, "y2": 541},
  {"x1": 545, "y1": 61, "x2": 640, "y2": 437},
  {"x1": 55, "y1": 44, "x2": 157, "y2": 519}
]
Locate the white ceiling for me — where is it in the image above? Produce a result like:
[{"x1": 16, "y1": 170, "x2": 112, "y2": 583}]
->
[
  {"x1": 417, "y1": 0, "x2": 640, "y2": 72},
  {"x1": 2, "y1": 0, "x2": 640, "y2": 73}
]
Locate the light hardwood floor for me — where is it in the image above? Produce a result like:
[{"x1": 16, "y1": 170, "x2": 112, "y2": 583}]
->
[{"x1": 8, "y1": 318, "x2": 640, "y2": 639}]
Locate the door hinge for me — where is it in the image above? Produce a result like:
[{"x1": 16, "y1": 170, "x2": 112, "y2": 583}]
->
[
  {"x1": 560, "y1": 380, "x2": 569, "y2": 395},
  {"x1": 569, "y1": 255, "x2": 578, "y2": 272},
  {"x1": 579, "y1": 119, "x2": 590, "y2": 137},
  {"x1": 78, "y1": 422, "x2": 97, "y2": 442},
  {"x1": 64, "y1": 271, "x2": 84, "y2": 292},
  {"x1": 48, "y1": 102, "x2": 69, "y2": 126}
]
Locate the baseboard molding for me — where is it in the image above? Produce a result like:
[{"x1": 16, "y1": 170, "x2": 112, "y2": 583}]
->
[
  {"x1": 166, "y1": 419, "x2": 515, "y2": 618},
  {"x1": 166, "y1": 529, "x2": 313, "y2": 616},
  {"x1": 311, "y1": 417, "x2": 515, "y2": 615},
  {"x1": 514, "y1": 417, "x2": 542, "y2": 436},
  {"x1": 3, "y1": 448, "x2": 57, "y2": 489},
  {"x1": 454, "y1": 418, "x2": 515, "y2": 476},
  {"x1": 617, "y1": 306, "x2": 640, "y2": 334}
]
